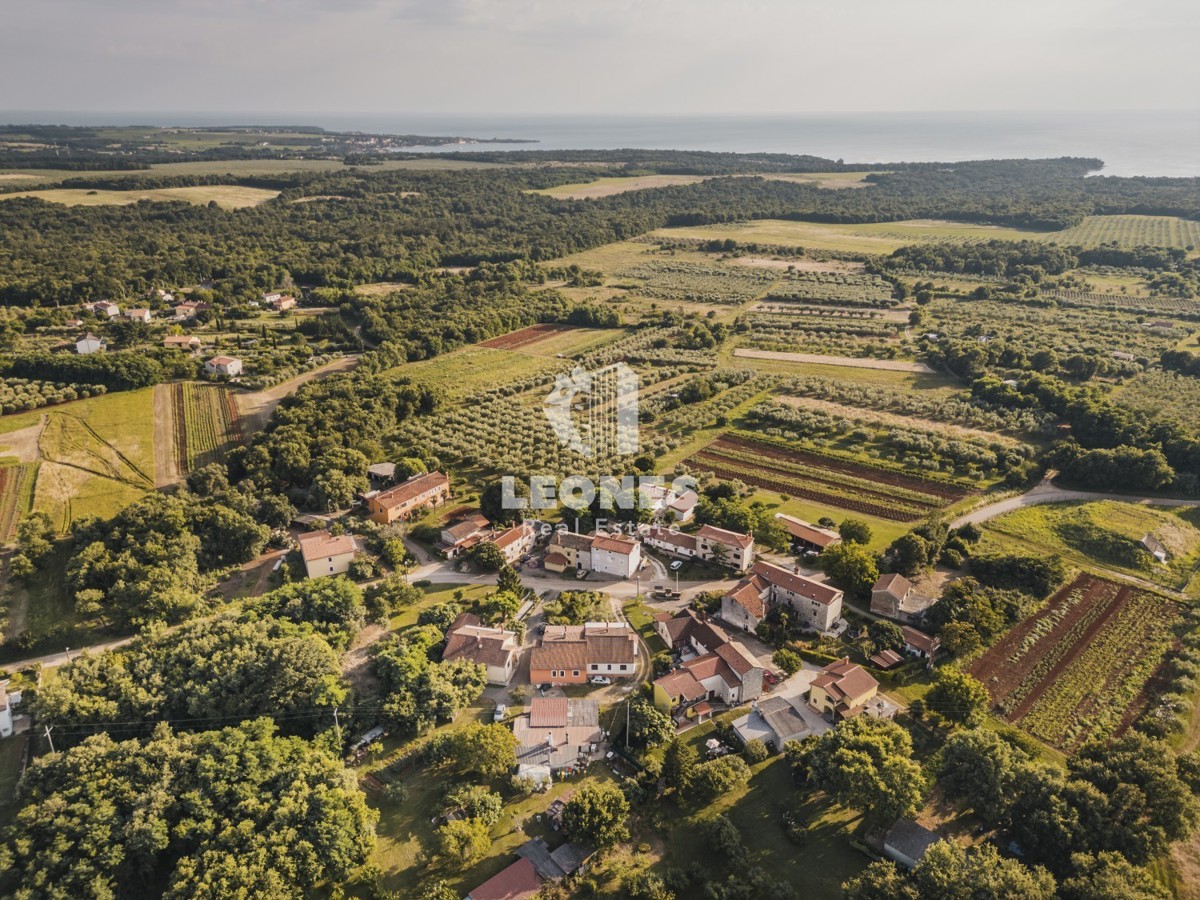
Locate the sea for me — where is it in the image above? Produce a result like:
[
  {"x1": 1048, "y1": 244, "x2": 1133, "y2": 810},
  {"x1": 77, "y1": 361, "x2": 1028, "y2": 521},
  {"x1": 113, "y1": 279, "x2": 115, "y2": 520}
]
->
[{"x1": 4, "y1": 110, "x2": 1199, "y2": 178}]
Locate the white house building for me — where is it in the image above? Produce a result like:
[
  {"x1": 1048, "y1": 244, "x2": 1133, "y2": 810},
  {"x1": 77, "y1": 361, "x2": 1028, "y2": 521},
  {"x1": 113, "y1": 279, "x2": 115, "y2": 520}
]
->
[
  {"x1": 297, "y1": 529, "x2": 357, "y2": 579},
  {"x1": 205, "y1": 355, "x2": 243, "y2": 377},
  {"x1": 75, "y1": 333, "x2": 105, "y2": 355},
  {"x1": 589, "y1": 533, "x2": 642, "y2": 579}
]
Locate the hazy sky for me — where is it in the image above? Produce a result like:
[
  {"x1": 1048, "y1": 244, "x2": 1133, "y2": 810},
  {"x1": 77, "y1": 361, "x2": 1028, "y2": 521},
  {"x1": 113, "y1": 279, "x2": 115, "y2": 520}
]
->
[{"x1": 2, "y1": 0, "x2": 1197, "y2": 115}]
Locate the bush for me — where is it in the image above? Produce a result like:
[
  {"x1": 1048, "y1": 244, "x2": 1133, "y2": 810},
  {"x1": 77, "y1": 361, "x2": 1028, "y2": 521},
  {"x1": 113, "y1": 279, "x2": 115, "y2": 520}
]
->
[{"x1": 743, "y1": 739, "x2": 769, "y2": 765}]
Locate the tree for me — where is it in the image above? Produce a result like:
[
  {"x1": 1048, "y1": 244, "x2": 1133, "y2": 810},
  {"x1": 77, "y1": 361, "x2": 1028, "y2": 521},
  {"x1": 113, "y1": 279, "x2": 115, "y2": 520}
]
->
[
  {"x1": 888, "y1": 533, "x2": 933, "y2": 578},
  {"x1": 924, "y1": 669, "x2": 990, "y2": 727},
  {"x1": 469, "y1": 541, "x2": 507, "y2": 572},
  {"x1": 938, "y1": 621, "x2": 982, "y2": 656},
  {"x1": 843, "y1": 862, "x2": 919, "y2": 900},
  {"x1": 692, "y1": 755, "x2": 752, "y2": 800},
  {"x1": 0, "y1": 720, "x2": 376, "y2": 898},
  {"x1": 838, "y1": 519, "x2": 873, "y2": 545},
  {"x1": 562, "y1": 782, "x2": 630, "y2": 847},
  {"x1": 629, "y1": 697, "x2": 675, "y2": 749},
  {"x1": 496, "y1": 562, "x2": 523, "y2": 597},
  {"x1": 475, "y1": 589, "x2": 522, "y2": 626},
  {"x1": 452, "y1": 723, "x2": 518, "y2": 778},
  {"x1": 772, "y1": 648, "x2": 803, "y2": 676},
  {"x1": 866, "y1": 621, "x2": 905, "y2": 655},
  {"x1": 436, "y1": 817, "x2": 491, "y2": 865},
  {"x1": 662, "y1": 738, "x2": 698, "y2": 793},
  {"x1": 806, "y1": 718, "x2": 925, "y2": 820},
  {"x1": 742, "y1": 739, "x2": 769, "y2": 765},
  {"x1": 913, "y1": 841, "x2": 1055, "y2": 899},
  {"x1": 937, "y1": 728, "x2": 1026, "y2": 822},
  {"x1": 822, "y1": 542, "x2": 879, "y2": 596},
  {"x1": 1058, "y1": 852, "x2": 1170, "y2": 900},
  {"x1": 704, "y1": 814, "x2": 747, "y2": 861},
  {"x1": 444, "y1": 785, "x2": 504, "y2": 827}
]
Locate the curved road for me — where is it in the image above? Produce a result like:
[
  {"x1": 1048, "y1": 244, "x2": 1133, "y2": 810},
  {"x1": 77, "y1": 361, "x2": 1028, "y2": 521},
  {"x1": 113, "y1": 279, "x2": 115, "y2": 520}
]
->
[{"x1": 952, "y1": 477, "x2": 1200, "y2": 529}]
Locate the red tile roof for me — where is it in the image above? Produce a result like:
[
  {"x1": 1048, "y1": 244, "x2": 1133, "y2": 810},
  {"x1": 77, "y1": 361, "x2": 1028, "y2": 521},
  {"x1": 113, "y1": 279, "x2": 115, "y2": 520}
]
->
[
  {"x1": 873, "y1": 573, "x2": 912, "y2": 597},
  {"x1": 696, "y1": 524, "x2": 753, "y2": 549},
  {"x1": 751, "y1": 561, "x2": 842, "y2": 605},
  {"x1": 775, "y1": 514, "x2": 841, "y2": 548},
  {"x1": 492, "y1": 523, "x2": 532, "y2": 550},
  {"x1": 724, "y1": 573, "x2": 770, "y2": 619},
  {"x1": 467, "y1": 856, "x2": 542, "y2": 900},
  {"x1": 902, "y1": 626, "x2": 939, "y2": 654},
  {"x1": 530, "y1": 641, "x2": 588, "y2": 672},
  {"x1": 654, "y1": 668, "x2": 706, "y2": 702},
  {"x1": 529, "y1": 697, "x2": 569, "y2": 728},
  {"x1": 297, "y1": 530, "x2": 357, "y2": 562},
  {"x1": 591, "y1": 533, "x2": 637, "y2": 555},
  {"x1": 812, "y1": 657, "x2": 878, "y2": 705},
  {"x1": 371, "y1": 471, "x2": 449, "y2": 511}
]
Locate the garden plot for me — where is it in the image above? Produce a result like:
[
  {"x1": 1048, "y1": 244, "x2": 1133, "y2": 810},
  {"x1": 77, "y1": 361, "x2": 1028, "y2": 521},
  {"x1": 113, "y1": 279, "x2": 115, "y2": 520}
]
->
[
  {"x1": 967, "y1": 572, "x2": 1183, "y2": 751},
  {"x1": 173, "y1": 383, "x2": 243, "y2": 473}
]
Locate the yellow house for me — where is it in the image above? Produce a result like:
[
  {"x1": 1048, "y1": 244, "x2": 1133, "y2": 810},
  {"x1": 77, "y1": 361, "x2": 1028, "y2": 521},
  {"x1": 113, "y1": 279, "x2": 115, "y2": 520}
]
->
[{"x1": 808, "y1": 657, "x2": 879, "y2": 721}]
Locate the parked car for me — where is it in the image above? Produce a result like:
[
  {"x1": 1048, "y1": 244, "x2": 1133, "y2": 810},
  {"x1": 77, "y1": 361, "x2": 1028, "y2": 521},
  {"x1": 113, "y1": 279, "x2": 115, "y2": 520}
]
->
[
  {"x1": 669, "y1": 560, "x2": 683, "y2": 571},
  {"x1": 493, "y1": 704, "x2": 507, "y2": 722},
  {"x1": 763, "y1": 671, "x2": 780, "y2": 686},
  {"x1": 589, "y1": 676, "x2": 611, "y2": 686}
]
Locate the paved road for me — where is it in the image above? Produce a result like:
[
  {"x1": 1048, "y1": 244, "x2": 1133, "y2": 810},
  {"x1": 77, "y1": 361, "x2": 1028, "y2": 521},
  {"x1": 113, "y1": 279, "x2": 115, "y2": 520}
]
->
[{"x1": 951, "y1": 478, "x2": 1200, "y2": 529}]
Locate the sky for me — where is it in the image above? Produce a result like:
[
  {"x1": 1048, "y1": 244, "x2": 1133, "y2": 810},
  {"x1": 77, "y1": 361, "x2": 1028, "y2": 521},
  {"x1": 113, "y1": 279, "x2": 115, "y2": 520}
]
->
[{"x1": 1, "y1": 0, "x2": 1197, "y2": 116}]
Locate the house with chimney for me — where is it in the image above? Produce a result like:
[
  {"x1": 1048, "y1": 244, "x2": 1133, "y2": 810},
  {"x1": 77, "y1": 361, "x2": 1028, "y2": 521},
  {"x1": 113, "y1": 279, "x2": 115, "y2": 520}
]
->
[
  {"x1": 529, "y1": 622, "x2": 638, "y2": 685},
  {"x1": 720, "y1": 561, "x2": 844, "y2": 634},
  {"x1": 488, "y1": 522, "x2": 536, "y2": 565},
  {"x1": 442, "y1": 612, "x2": 520, "y2": 685},
  {"x1": 651, "y1": 608, "x2": 764, "y2": 719},
  {"x1": 543, "y1": 530, "x2": 641, "y2": 579},
  {"x1": 808, "y1": 657, "x2": 880, "y2": 722},
  {"x1": 870, "y1": 573, "x2": 935, "y2": 623},
  {"x1": 643, "y1": 524, "x2": 754, "y2": 572},
  {"x1": 366, "y1": 471, "x2": 450, "y2": 524}
]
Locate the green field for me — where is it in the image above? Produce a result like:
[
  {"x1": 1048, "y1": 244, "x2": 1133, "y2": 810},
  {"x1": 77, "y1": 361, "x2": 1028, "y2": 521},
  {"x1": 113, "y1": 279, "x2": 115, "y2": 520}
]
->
[
  {"x1": 1114, "y1": 371, "x2": 1200, "y2": 429},
  {"x1": 385, "y1": 346, "x2": 560, "y2": 397},
  {"x1": 2, "y1": 390, "x2": 157, "y2": 531},
  {"x1": 1050, "y1": 215, "x2": 1200, "y2": 252},
  {"x1": 984, "y1": 500, "x2": 1200, "y2": 595},
  {"x1": 0, "y1": 185, "x2": 279, "y2": 209}
]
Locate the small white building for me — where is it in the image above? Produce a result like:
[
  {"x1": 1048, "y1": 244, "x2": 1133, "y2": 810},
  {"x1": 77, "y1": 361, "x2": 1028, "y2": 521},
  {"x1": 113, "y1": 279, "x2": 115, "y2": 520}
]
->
[
  {"x1": 205, "y1": 355, "x2": 243, "y2": 377},
  {"x1": 589, "y1": 533, "x2": 642, "y2": 579},
  {"x1": 0, "y1": 689, "x2": 12, "y2": 738},
  {"x1": 297, "y1": 529, "x2": 357, "y2": 578},
  {"x1": 75, "y1": 333, "x2": 105, "y2": 355},
  {"x1": 163, "y1": 335, "x2": 202, "y2": 351},
  {"x1": 124, "y1": 308, "x2": 153, "y2": 323},
  {"x1": 488, "y1": 522, "x2": 536, "y2": 564},
  {"x1": 90, "y1": 301, "x2": 120, "y2": 318}
]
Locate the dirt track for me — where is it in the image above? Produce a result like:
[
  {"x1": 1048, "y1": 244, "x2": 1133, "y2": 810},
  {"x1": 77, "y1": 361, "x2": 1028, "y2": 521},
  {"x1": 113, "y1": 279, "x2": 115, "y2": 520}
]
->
[{"x1": 235, "y1": 355, "x2": 361, "y2": 433}]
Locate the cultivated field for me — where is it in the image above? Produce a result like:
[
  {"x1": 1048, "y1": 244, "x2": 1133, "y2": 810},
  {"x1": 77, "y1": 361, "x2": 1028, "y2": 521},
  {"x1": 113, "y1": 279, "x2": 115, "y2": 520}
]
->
[
  {"x1": 173, "y1": 383, "x2": 243, "y2": 473},
  {"x1": 476, "y1": 324, "x2": 622, "y2": 357},
  {"x1": 533, "y1": 174, "x2": 709, "y2": 198},
  {"x1": 1049, "y1": 215, "x2": 1200, "y2": 252},
  {"x1": 0, "y1": 185, "x2": 280, "y2": 209},
  {"x1": 0, "y1": 463, "x2": 37, "y2": 542},
  {"x1": 733, "y1": 348, "x2": 935, "y2": 373},
  {"x1": 1115, "y1": 371, "x2": 1200, "y2": 430},
  {"x1": 968, "y1": 572, "x2": 1183, "y2": 750},
  {"x1": 687, "y1": 432, "x2": 970, "y2": 522},
  {"x1": 385, "y1": 346, "x2": 561, "y2": 397}
]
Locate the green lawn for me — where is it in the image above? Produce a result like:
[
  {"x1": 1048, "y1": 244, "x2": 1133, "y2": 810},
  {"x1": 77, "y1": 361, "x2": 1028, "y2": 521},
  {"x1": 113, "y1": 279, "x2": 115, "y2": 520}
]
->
[
  {"x1": 983, "y1": 500, "x2": 1200, "y2": 595},
  {"x1": 389, "y1": 582, "x2": 494, "y2": 631}
]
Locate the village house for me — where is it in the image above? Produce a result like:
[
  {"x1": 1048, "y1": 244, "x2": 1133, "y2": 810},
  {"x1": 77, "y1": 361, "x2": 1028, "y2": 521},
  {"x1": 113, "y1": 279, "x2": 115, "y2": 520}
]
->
[
  {"x1": 543, "y1": 530, "x2": 642, "y2": 579},
  {"x1": 366, "y1": 471, "x2": 450, "y2": 525},
  {"x1": 174, "y1": 302, "x2": 201, "y2": 319},
  {"x1": 465, "y1": 856, "x2": 542, "y2": 900},
  {"x1": 89, "y1": 300, "x2": 120, "y2": 318},
  {"x1": 488, "y1": 521, "x2": 536, "y2": 564},
  {"x1": 901, "y1": 625, "x2": 940, "y2": 660},
  {"x1": 870, "y1": 573, "x2": 935, "y2": 623},
  {"x1": 442, "y1": 612, "x2": 520, "y2": 685},
  {"x1": 883, "y1": 819, "x2": 942, "y2": 870},
  {"x1": 437, "y1": 513, "x2": 491, "y2": 558},
  {"x1": 652, "y1": 637, "x2": 764, "y2": 718},
  {"x1": 205, "y1": 355, "x2": 243, "y2": 377},
  {"x1": 807, "y1": 657, "x2": 879, "y2": 721},
  {"x1": 641, "y1": 483, "x2": 699, "y2": 523},
  {"x1": 775, "y1": 513, "x2": 842, "y2": 555},
  {"x1": 296, "y1": 529, "x2": 357, "y2": 579},
  {"x1": 732, "y1": 695, "x2": 809, "y2": 750},
  {"x1": 265, "y1": 293, "x2": 297, "y2": 311},
  {"x1": 643, "y1": 524, "x2": 754, "y2": 572},
  {"x1": 529, "y1": 622, "x2": 638, "y2": 685},
  {"x1": 124, "y1": 308, "x2": 153, "y2": 323},
  {"x1": 512, "y1": 697, "x2": 603, "y2": 773},
  {"x1": 1140, "y1": 533, "x2": 1169, "y2": 563},
  {"x1": 75, "y1": 333, "x2": 105, "y2": 355},
  {"x1": 163, "y1": 335, "x2": 202, "y2": 351},
  {"x1": 653, "y1": 607, "x2": 729, "y2": 655},
  {"x1": 64, "y1": 318, "x2": 83, "y2": 328},
  {"x1": 720, "y1": 561, "x2": 844, "y2": 634}
]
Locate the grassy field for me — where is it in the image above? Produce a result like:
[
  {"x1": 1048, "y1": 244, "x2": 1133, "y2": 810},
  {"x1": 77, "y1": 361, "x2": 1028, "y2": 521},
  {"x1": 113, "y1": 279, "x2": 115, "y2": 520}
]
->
[
  {"x1": 533, "y1": 174, "x2": 709, "y2": 198},
  {"x1": 0, "y1": 185, "x2": 279, "y2": 209},
  {"x1": 1, "y1": 390, "x2": 157, "y2": 532},
  {"x1": 654, "y1": 218, "x2": 1055, "y2": 254},
  {"x1": 984, "y1": 501, "x2": 1200, "y2": 595},
  {"x1": 1114, "y1": 371, "x2": 1200, "y2": 429},
  {"x1": 385, "y1": 346, "x2": 560, "y2": 397}
]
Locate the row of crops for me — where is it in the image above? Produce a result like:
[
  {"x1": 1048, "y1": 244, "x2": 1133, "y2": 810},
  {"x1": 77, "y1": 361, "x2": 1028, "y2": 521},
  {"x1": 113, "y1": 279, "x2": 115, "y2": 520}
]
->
[
  {"x1": 762, "y1": 272, "x2": 896, "y2": 307},
  {"x1": 969, "y1": 573, "x2": 1183, "y2": 751},
  {"x1": 0, "y1": 463, "x2": 37, "y2": 542},
  {"x1": 619, "y1": 260, "x2": 778, "y2": 305},
  {"x1": 1045, "y1": 289, "x2": 1200, "y2": 318},
  {"x1": 173, "y1": 382, "x2": 241, "y2": 473},
  {"x1": 685, "y1": 432, "x2": 967, "y2": 522},
  {"x1": 0, "y1": 378, "x2": 107, "y2": 415}
]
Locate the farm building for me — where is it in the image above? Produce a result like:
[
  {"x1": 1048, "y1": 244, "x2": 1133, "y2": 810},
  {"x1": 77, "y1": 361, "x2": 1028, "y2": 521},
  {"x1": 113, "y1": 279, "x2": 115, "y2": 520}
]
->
[
  {"x1": 366, "y1": 462, "x2": 397, "y2": 485},
  {"x1": 775, "y1": 514, "x2": 841, "y2": 554},
  {"x1": 530, "y1": 622, "x2": 638, "y2": 685},
  {"x1": 883, "y1": 819, "x2": 941, "y2": 870},
  {"x1": 721, "y1": 561, "x2": 843, "y2": 634},
  {"x1": 901, "y1": 626, "x2": 940, "y2": 659},
  {"x1": 75, "y1": 333, "x2": 105, "y2": 355},
  {"x1": 442, "y1": 612, "x2": 520, "y2": 685},
  {"x1": 366, "y1": 471, "x2": 450, "y2": 524},
  {"x1": 297, "y1": 529, "x2": 357, "y2": 579},
  {"x1": 1140, "y1": 533, "x2": 1169, "y2": 563},
  {"x1": 163, "y1": 335, "x2": 201, "y2": 351},
  {"x1": 515, "y1": 836, "x2": 594, "y2": 881},
  {"x1": 870, "y1": 573, "x2": 935, "y2": 623},
  {"x1": 205, "y1": 355, "x2": 243, "y2": 377},
  {"x1": 807, "y1": 657, "x2": 879, "y2": 722}
]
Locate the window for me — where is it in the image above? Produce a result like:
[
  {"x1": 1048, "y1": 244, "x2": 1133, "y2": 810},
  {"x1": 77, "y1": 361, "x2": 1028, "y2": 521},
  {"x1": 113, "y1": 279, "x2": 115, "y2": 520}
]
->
[
  {"x1": 572, "y1": 670, "x2": 580, "y2": 677},
  {"x1": 619, "y1": 664, "x2": 627, "y2": 671}
]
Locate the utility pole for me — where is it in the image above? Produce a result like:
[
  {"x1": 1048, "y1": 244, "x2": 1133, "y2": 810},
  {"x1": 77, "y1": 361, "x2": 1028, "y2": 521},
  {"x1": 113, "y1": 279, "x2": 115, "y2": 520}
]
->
[
  {"x1": 44, "y1": 725, "x2": 55, "y2": 754},
  {"x1": 333, "y1": 707, "x2": 342, "y2": 745},
  {"x1": 63, "y1": 646, "x2": 73, "y2": 665}
]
